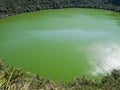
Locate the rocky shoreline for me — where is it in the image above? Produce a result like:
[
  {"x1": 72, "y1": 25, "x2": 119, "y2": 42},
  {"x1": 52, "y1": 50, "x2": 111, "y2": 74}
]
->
[{"x1": 0, "y1": 0, "x2": 120, "y2": 18}]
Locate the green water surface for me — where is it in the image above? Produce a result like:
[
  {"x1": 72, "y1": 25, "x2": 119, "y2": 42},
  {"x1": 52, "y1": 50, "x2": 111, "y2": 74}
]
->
[{"x1": 0, "y1": 8, "x2": 120, "y2": 81}]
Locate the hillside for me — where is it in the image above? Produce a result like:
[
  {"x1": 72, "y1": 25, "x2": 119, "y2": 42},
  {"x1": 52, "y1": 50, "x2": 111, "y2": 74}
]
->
[
  {"x1": 0, "y1": 60, "x2": 120, "y2": 90},
  {"x1": 0, "y1": 0, "x2": 120, "y2": 18}
]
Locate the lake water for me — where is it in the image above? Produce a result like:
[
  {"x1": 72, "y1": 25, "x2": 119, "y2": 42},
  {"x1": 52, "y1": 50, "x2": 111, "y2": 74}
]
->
[{"x1": 0, "y1": 8, "x2": 120, "y2": 81}]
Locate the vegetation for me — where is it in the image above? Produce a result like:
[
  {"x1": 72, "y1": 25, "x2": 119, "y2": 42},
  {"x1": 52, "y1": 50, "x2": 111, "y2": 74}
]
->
[
  {"x1": 0, "y1": 0, "x2": 120, "y2": 18},
  {"x1": 67, "y1": 70, "x2": 120, "y2": 90},
  {"x1": 0, "y1": 1, "x2": 120, "y2": 89},
  {"x1": 0, "y1": 60, "x2": 120, "y2": 90},
  {"x1": 0, "y1": 60, "x2": 62, "y2": 90}
]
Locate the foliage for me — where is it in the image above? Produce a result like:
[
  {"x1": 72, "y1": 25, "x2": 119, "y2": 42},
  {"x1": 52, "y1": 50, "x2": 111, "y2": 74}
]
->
[
  {"x1": 67, "y1": 70, "x2": 120, "y2": 90},
  {"x1": 0, "y1": 60, "x2": 120, "y2": 90},
  {"x1": 0, "y1": 61, "x2": 61, "y2": 90},
  {"x1": 0, "y1": 0, "x2": 120, "y2": 18}
]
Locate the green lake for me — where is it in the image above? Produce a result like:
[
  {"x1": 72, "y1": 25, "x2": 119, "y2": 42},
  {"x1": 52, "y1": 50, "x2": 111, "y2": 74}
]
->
[{"x1": 0, "y1": 8, "x2": 120, "y2": 81}]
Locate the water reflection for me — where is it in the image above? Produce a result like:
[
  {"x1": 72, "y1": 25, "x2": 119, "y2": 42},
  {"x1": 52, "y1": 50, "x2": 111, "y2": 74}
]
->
[
  {"x1": 0, "y1": 8, "x2": 120, "y2": 81},
  {"x1": 89, "y1": 42, "x2": 120, "y2": 76},
  {"x1": 30, "y1": 29, "x2": 112, "y2": 41}
]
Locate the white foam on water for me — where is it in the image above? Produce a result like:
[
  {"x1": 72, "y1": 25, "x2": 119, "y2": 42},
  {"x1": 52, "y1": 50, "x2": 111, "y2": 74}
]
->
[{"x1": 88, "y1": 42, "x2": 120, "y2": 76}]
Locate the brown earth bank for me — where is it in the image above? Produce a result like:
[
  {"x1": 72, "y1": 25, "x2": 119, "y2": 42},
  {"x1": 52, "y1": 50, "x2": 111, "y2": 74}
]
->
[
  {"x1": 0, "y1": 0, "x2": 120, "y2": 18},
  {"x1": 0, "y1": 60, "x2": 120, "y2": 90}
]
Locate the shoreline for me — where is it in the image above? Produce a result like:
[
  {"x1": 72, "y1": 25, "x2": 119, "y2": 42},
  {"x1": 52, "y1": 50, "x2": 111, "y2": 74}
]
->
[
  {"x1": 0, "y1": 60, "x2": 120, "y2": 90},
  {"x1": 1, "y1": 0, "x2": 120, "y2": 89},
  {"x1": 0, "y1": 0, "x2": 120, "y2": 19}
]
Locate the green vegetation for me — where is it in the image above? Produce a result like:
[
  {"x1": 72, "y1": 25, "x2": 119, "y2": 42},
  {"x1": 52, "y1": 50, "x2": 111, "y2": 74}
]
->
[
  {"x1": 0, "y1": 0, "x2": 120, "y2": 18},
  {"x1": 0, "y1": 1, "x2": 120, "y2": 89},
  {"x1": 0, "y1": 60, "x2": 62, "y2": 90},
  {"x1": 0, "y1": 60, "x2": 120, "y2": 90},
  {"x1": 68, "y1": 70, "x2": 120, "y2": 90}
]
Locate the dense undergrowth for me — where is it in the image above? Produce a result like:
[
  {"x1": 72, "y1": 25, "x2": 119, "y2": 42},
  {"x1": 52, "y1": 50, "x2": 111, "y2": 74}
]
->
[
  {"x1": 0, "y1": 0, "x2": 120, "y2": 18},
  {"x1": 0, "y1": 60, "x2": 120, "y2": 90}
]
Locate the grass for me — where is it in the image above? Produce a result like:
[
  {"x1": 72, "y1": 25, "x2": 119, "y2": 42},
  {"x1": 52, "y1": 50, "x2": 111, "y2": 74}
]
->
[{"x1": 0, "y1": 59, "x2": 120, "y2": 90}]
